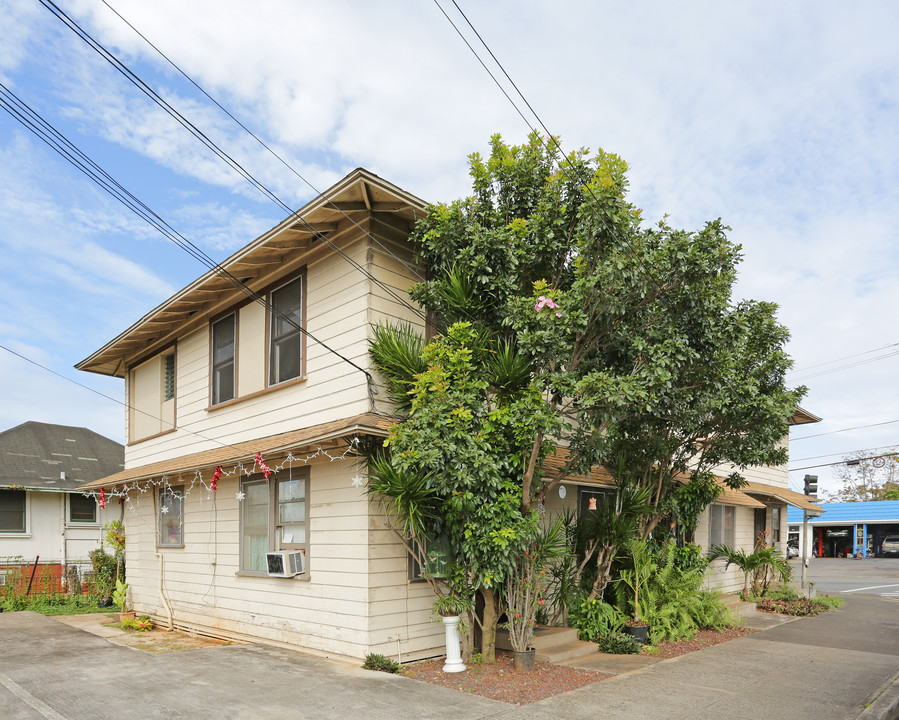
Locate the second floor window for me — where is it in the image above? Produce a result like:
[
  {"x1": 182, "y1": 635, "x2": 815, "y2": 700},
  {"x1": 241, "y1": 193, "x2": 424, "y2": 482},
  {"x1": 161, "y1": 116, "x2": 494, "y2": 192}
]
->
[
  {"x1": 269, "y1": 277, "x2": 303, "y2": 385},
  {"x1": 211, "y1": 314, "x2": 236, "y2": 405}
]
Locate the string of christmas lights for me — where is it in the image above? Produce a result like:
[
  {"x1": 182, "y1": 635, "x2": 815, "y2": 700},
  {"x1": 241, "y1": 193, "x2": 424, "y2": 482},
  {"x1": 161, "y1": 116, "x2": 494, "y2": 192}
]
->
[{"x1": 88, "y1": 438, "x2": 363, "y2": 514}]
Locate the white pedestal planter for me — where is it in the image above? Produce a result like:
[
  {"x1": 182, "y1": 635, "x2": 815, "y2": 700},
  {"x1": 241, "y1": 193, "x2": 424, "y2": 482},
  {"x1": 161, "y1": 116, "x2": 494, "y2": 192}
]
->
[{"x1": 441, "y1": 615, "x2": 466, "y2": 673}]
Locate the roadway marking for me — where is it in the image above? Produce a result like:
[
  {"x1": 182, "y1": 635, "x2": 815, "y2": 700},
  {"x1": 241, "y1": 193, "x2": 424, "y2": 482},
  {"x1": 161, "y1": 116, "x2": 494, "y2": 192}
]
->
[
  {"x1": 841, "y1": 583, "x2": 899, "y2": 593},
  {"x1": 0, "y1": 671, "x2": 68, "y2": 720}
]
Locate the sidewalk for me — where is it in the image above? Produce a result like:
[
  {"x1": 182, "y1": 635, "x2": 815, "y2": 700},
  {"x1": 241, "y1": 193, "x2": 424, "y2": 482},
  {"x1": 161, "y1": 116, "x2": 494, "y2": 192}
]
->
[
  {"x1": 1, "y1": 594, "x2": 896, "y2": 720},
  {"x1": 520, "y1": 593, "x2": 899, "y2": 720}
]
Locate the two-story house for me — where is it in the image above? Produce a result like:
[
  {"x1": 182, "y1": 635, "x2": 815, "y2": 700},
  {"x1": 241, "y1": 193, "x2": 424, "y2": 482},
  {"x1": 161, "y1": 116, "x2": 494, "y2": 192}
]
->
[
  {"x1": 77, "y1": 169, "x2": 444, "y2": 660},
  {"x1": 77, "y1": 167, "x2": 820, "y2": 661}
]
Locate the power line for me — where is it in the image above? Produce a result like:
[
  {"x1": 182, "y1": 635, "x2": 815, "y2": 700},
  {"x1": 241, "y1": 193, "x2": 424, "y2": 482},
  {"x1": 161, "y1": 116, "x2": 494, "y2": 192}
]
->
[
  {"x1": 0, "y1": 81, "x2": 373, "y2": 388},
  {"x1": 790, "y1": 443, "x2": 898, "y2": 464},
  {"x1": 790, "y1": 349, "x2": 899, "y2": 382},
  {"x1": 0, "y1": 342, "x2": 233, "y2": 450},
  {"x1": 789, "y1": 451, "x2": 898, "y2": 473},
  {"x1": 791, "y1": 418, "x2": 899, "y2": 442},
  {"x1": 38, "y1": 0, "x2": 428, "y2": 329},
  {"x1": 98, "y1": 0, "x2": 427, "y2": 287},
  {"x1": 790, "y1": 341, "x2": 899, "y2": 374}
]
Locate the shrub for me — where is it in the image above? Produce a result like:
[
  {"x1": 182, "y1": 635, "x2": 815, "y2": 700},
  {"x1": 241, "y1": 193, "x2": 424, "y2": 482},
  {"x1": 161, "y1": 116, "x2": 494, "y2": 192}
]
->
[
  {"x1": 615, "y1": 541, "x2": 734, "y2": 644},
  {"x1": 569, "y1": 598, "x2": 625, "y2": 643},
  {"x1": 756, "y1": 596, "x2": 842, "y2": 616},
  {"x1": 362, "y1": 653, "x2": 401, "y2": 673},
  {"x1": 120, "y1": 616, "x2": 153, "y2": 631},
  {"x1": 596, "y1": 632, "x2": 642, "y2": 655}
]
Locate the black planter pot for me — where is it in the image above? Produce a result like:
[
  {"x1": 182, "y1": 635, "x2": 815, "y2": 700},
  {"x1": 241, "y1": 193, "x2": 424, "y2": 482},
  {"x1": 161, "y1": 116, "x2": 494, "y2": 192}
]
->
[{"x1": 623, "y1": 624, "x2": 649, "y2": 644}]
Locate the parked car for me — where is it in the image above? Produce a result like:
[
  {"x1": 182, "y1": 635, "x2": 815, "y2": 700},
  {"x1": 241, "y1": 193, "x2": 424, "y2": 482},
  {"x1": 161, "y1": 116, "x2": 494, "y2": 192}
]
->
[{"x1": 882, "y1": 536, "x2": 899, "y2": 557}]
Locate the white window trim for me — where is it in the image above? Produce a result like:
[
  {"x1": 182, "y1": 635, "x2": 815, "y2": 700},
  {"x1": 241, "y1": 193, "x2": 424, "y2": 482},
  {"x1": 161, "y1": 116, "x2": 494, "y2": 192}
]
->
[
  {"x1": 157, "y1": 485, "x2": 184, "y2": 548},
  {"x1": 0, "y1": 488, "x2": 29, "y2": 536},
  {"x1": 238, "y1": 468, "x2": 309, "y2": 577}
]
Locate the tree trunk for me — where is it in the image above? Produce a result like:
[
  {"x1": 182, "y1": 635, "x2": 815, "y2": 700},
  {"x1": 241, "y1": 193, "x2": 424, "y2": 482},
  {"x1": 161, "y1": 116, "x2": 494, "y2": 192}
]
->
[
  {"x1": 479, "y1": 586, "x2": 499, "y2": 664},
  {"x1": 587, "y1": 546, "x2": 614, "y2": 601}
]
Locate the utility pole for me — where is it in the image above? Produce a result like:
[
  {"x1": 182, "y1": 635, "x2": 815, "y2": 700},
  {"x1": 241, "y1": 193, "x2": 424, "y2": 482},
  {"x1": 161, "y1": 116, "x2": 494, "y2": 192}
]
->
[{"x1": 801, "y1": 474, "x2": 818, "y2": 589}]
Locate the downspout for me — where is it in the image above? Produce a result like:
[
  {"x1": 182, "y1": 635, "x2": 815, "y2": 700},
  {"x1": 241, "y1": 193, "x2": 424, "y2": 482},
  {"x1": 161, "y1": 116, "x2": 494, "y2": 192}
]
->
[
  {"x1": 153, "y1": 491, "x2": 174, "y2": 631},
  {"x1": 158, "y1": 552, "x2": 174, "y2": 631}
]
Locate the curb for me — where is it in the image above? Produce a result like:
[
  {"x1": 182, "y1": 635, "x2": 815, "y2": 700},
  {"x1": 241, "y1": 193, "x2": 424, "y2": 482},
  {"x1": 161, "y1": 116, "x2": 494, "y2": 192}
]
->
[{"x1": 857, "y1": 670, "x2": 899, "y2": 720}]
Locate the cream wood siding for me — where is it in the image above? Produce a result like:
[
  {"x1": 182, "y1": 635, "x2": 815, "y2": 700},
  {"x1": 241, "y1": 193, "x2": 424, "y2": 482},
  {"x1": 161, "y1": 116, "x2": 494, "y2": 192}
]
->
[
  {"x1": 712, "y1": 437, "x2": 790, "y2": 490},
  {"x1": 366, "y1": 236, "x2": 427, "y2": 417},
  {"x1": 124, "y1": 237, "x2": 377, "y2": 468},
  {"x1": 237, "y1": 302, "x2": 265, "y2": 396},
  {"x1": 123, "y1": 458, "x2": 443, "y2": 661}
]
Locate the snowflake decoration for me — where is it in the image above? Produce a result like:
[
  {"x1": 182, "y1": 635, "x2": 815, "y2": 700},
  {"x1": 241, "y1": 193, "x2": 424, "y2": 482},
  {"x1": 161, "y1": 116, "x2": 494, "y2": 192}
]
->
[
  {"x1": 351, "y1": 475, "x2": 365, "y2": 488},
  {"x1": 160, "y1": 505, "x2": 170, "y2": 514},
  {"x1": 235, "y1": 491, "x2": 246, "y2": 502}
]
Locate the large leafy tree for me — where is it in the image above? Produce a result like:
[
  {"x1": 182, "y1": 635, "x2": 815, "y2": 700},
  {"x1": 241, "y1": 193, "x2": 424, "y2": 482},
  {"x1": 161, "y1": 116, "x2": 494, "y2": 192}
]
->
[{"x1": 368, "y1": 132, "x2": 804, "y2": 660}]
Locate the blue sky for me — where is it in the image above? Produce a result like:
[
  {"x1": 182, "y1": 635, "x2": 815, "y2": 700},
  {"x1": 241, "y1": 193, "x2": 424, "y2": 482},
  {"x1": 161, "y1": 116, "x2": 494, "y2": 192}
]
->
[{"x1": 1, "y1": 0, "x2": 897, "y2": 497}]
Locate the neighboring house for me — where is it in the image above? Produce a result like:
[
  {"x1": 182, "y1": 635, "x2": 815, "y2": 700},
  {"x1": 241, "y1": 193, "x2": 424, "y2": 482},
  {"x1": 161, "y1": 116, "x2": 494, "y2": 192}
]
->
[
  {"x1": 788, "y1": 500, "x2": 899, "y2": 558},
  {"x1": 76, "y1": 167, "x2": 820, "y2": 662},
  {"x1": 0, "y1": 421, "x2": 124, "y2": 590}
]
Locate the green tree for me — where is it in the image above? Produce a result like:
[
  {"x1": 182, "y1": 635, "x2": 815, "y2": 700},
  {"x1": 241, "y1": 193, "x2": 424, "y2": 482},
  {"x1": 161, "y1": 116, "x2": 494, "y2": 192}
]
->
[{"x1": 369, "y1": 132, "x2": 803, "y2": 661}]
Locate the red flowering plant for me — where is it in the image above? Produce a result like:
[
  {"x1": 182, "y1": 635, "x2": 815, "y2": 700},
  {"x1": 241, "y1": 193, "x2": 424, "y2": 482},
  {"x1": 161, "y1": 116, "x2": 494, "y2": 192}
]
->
[{"x1": 503, "y1": 519, "x2": 567, "y2": 653}]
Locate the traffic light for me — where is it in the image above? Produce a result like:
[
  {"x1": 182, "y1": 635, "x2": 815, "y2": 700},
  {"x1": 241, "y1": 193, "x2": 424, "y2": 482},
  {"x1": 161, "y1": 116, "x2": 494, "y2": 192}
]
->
[{"x1": 804, "y1": 474, "x2": 818, "y2": 497}]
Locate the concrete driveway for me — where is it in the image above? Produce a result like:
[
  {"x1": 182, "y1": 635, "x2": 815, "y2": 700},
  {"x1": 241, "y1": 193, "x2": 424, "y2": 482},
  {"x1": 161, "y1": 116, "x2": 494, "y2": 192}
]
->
[
  {"x1": 0, "y1": 612, "x2": 502, "y2": 720},
  {"x1": 2, "y1": 595, "x2": 897, "y2": 720}
]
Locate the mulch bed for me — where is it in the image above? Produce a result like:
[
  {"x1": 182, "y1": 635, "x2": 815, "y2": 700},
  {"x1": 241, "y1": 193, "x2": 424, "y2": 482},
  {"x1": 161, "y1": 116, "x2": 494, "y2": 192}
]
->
[
  {"x1": 399, "y1": 626, "x2": 758, "y2": 705},
  {"x1": 401, "y1": 651, "x2": 609, "y2": 705},
  {"x1": 640, "y1": 626, "x2": 756, "y2": 659}
]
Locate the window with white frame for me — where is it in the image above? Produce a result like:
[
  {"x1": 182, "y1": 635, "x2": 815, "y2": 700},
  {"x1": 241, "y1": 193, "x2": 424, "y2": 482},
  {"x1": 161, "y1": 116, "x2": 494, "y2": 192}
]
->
[
  {"x1": 0, "y1": 489, "x2": 26, "y2": 533},
  {"x1": 157, "y1": 485, "x2": 184, "y2": 548},
  {"x1": 240, "y1": 468, "x2": 308, "y2": 574},
  {"x1": 69, "y1": 493, "x2": 97, "y2": 523},
  {"x1": 211, "y1": 313, "x2": 236, "y2": 405},
  {"x1": 708, "y1": 504, "x2": 735, "y2": 547},
  {"x1": 771, "y1": 506, "x2": 781, "y2": 542},
  {"x1": 269, "y1": 276, "x2": 303, "y2": 386}
]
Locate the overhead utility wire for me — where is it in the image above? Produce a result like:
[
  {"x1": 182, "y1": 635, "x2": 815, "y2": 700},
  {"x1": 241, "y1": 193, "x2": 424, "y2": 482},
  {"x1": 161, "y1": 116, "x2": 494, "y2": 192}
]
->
[
  {"x1": 0, "y1": 82, "x2": 372, "y2": 387},
  {"x1": 789, "y1": 350, "x2": 899, "y2": 382},
  {"x1": 790, "y1": 452, "x2": 898, "y2": 473},
  {"x1": 791, "y1": 418, "x2": 899, "y2": 442},
  {"x1": 790, "y1": 443, "x2": 898, "y2": 464},
  {"x1": 0, "y1": 342, "x2": 234, "y2": 451},
  {"x1": 39, "y1": 0, "x2": 428, "y2": 329},
  {"x1": 434, "y1": 0, "x2": 693, "y2": 307},
  {"x1": 99, "y1": 0, "x2": 426, "y2": 285},
  {"x1": 790, "y1": 341, "x2": 899, "y2": 374}
]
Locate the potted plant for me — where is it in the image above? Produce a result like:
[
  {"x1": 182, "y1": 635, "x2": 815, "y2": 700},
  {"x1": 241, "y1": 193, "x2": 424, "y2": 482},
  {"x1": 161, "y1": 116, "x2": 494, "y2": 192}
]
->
[
  {"x1": 617, "y1": 539, "x2": 654, "y2": 644},
  {"x1": 113, "y1": 578, "x2": 133, "y2": 622},
  {"x1": 433, "y1": 594, "x2": 472, "y2": 673},
  {"x1": 504, "y1": 520, "x2": 566, "y2": 671}
]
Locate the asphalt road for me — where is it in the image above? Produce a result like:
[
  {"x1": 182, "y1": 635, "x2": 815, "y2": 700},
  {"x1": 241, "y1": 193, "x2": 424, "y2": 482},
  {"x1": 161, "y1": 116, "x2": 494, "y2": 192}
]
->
[{"x1": 794, "y1": 557, "x2": 899, "y2": 598}]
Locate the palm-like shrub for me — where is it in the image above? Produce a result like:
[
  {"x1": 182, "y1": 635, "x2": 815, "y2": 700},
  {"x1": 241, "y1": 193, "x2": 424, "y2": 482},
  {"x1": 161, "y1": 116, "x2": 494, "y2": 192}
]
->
[{"x1": 708, "y1": 543, "x2": 791, "y2": 597}]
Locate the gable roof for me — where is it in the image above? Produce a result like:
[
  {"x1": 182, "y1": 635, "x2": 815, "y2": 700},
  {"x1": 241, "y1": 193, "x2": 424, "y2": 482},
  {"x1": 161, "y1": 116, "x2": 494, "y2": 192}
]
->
[
  {"x1": 0, "y1": 421, "x2": 123, "y2": 491},
  {"x1": 76, "y1": 168, "x2": 427, "y2": 378}
]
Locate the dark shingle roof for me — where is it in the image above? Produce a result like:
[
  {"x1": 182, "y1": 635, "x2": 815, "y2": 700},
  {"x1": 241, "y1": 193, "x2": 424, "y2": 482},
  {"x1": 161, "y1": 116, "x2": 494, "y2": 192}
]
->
[{"x1": 0, "y1": 421, "x2": 124, "y2": 491}]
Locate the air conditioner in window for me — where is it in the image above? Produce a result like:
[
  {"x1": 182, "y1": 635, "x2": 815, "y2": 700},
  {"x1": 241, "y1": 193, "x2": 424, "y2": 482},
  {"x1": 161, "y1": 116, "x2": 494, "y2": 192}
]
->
[{"x1": 266, "y1": 550, "x2": 304, "y2": 577}]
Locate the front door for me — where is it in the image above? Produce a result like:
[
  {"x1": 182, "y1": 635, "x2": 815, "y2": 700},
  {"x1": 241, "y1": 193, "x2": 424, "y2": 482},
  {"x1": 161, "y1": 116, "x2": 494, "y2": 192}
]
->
[{"x1": 754, "y1": 508, "x2": 767, "y2": 549}]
